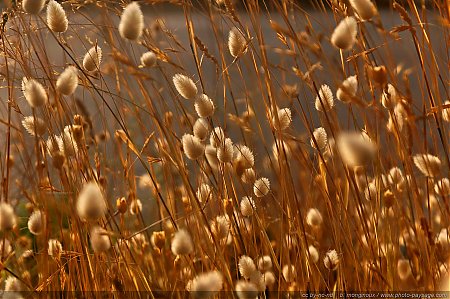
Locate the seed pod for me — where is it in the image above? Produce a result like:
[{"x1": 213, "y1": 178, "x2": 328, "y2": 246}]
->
[
  {"x1": 0, "y1": 203, "x2": 16, "y2": 231},
  {"x1": 349, "y1": 0, "x2": 377, "y2": 20},
  {"x1": 315, "y1": 84, "x2": 334, "y2": 112},
  {"x1": 306, "y1": 208, "x2": 323, "y2": 227},
  {"x1": 118, "y1": 2, "x2": 144, "y2": 41},
  {"x1": 235, "y1": 145, "x2": 254, "y2": 169},
  {"x1": 48, "y1": 239, "x2": 62, "y2": 259},
  {"x1": 196, "y1": 183, "x2": 212, "y2": 203},
  {"x1": 187, "y1": 271, "x2": 223, "y2": 298},
  {"x1": 210, "y1": 127, "x2": 225, "y2": 148},
  {"x1": 47, "y1": 0, "x2": 68, "y2": 33},
  {"x1": 83, "y1": 46, "x2": 102, "y2": 72},
  {"x1": 22, "y1": 116, "x2": 46, "y2": 136},
  {"x1": 336, "y1": 75, "x2": 358, "y2": 103},
  {"x1": 257, "y1": 256, "x2": 272, "y2": 271},
  {"x1": 311, "y1": 127, "x2": 328, "y2": 150},
  {"x1": 22, "y1": 0, "x2": 46, "y2": 15},
  {"x1": 182, "y1": 134, "x2": 205, "y2": 160},
  {"x1": 56, "y1": 66, "x2": 78, "y2": 95},
  {"x1": 253, "y1": 177, "x2": 270, "y2": 197},
  {"x1": 272, "y1": 107, "x2": 292, "y2": 131},
  {"x1": 323, "y1": 249, "x2": 340, "y2": 270},
  {"x1": 171, "y1": 229, "x2": 194, "y2": 255},
  {"x1": 27, "y1": 210, "x2": 44, "y2": 235},
  {"x1": 240, "y1": 196, "x2": 255, "y2": 217},
  {"x1": 238, "y1": 255, "x2": 256, "y2": 279},
  {"x1": 217, "y1": 138, "x2": 234, "y2": 163},
  {"x1": 140, "y1": 51, "x2": 157, "y2": 67},
  {"x1": 282, "y1": 265, "x2": 296, "y2": 282},
  {"x1": 90, "y1": 226, "x2": 111, "y2": 252},
  {"x1": 76, "y1": 182, "x2": 107, "y2": 221},
  {"x1": 194, "y1": 94, "x2": 215, "y2": 117},
  {"x1": 22, "y1": 78, "x2": 48, "y2": 108},
  {"x1": 228, "y1": 27, "x2": 247, "y2": 58},
  {"x1": 193, "y1": 118, "x2": 209, "y2": 141},
  {"x1": 413, "y1": 154, "x2": 441, "y2": 177},
  {"x1": 308, "y1": 245, "x2": 319, "y2": 263},
  {"x1": 330, "y1": 16, "x2": 358, "y2": 50},
  {"x1": 173, "y1": 74, "x2": 198, "y2": 100},
  {"x1": 336, "y1": 132, "x2": 377, "y2": 168}
]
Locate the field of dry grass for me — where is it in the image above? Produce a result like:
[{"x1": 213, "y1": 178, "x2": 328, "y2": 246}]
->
[{"x1": 0, "y1": 0, "x2": 449, "y2": 297}]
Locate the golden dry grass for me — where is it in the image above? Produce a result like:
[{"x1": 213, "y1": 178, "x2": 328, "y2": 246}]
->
[{"x1": 0, "y1": 0, "x2": 449, "y2": 297}]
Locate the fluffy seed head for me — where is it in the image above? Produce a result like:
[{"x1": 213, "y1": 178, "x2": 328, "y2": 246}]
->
[
  {"x1": 306, "y1": 208, "x2": 323, "y2": 227},
  {"x1": 272, "y1": 108, "x2": 292, "y2": 131},
  {"x1": 413, "y1": 154, "x2": 441, "y2": 177},
  {"x1": 324, "y1": 249, "x2": 340, "y2": 270},
  {"x1": 150, "y1": 231, "x2": 166, "y2": 251},
  {"x1": 193, "y1": 118, "x2": 209, "y2": 141},
  {"x1": 235, "y1": 145, "x2": 255, "y2": 169},
  {"x1": 263, "y1": 272, "x2": 276, "y2": 287},
  {"x1": 211, "y1": 215, "x2": 230, "y2": 240},
  {"x1": 387, "y1": 103, "x2": 407, "y2": 132},
  {"x1": 48, "y1": 239, "x2": 62, "y2": 259},
  {"x1": 22, "y1": 116, "x2": 46, "y2": 136},
  {"x1": 228, "y1": 28, "x2": 247, "y2": 58},
  {"x1": 435, "y1": 178, "x2": 450, "y2": 196},
  {"x1": 59, "y1": 126, "x2": 78, "y2": 157},
  {"x1": 257, "y1": 256, "x2": 272, "y2": 271},
  {"x1": 249, "y1": 270, "x2": 266, "y2": 292},
  {"x1": 311, "y1": 127, "x2": 328, "y2": 150},
  {"x1": 171, "y1": 229, "x2": 194, "y2": 255},
  {"x1": 56, "y1": 66, "x2": 78, "y2": 95},
  {"x1": 28, "y1": 210, "x2": 44, "y2": 235},
  {"x1": 194, "y1": 94, "x2": 215, "y2": 118},
  {"x1": 76, "y1": 182, "x2": 107, "y2": 221},
  {"x1": 315, "y1": 84, "x2": 334, "y2": 112},
  {"x1": 22, "y1": 0, "x2": 46, "y2": 14},
  {"x1": 140, "y1": 51, "x2": 157, "y2": 67},
  {"x1": 90, "y1": 226, "x2": 111, "y2": 252},
  {"x1": 253, "y1": 177, "x2": 270, "y2": 197},
  {"x1": 336, "y1": 75, "x2": 358, "y2": 102},
  {"x1": 47, "y1": 0, "x2": 68, "y2": 33},
  {"x1": 331, "y1": 17, "x2": 358, "y2": 50},
  {"x1": 238, "y1": 255, "x2": 256, "y2": 279},
  {"x1": 118, "y1": 2, "x2": 144, "y2": 41},
  {"x1": 397, "y1": 259, "x2": 412, "y2": 280},
  {"x1": 5, "y1": 276, "x2": 22, "y2": 292},
  {"x1": 129, "y1": 199, "x2": 142, "y2": 215},
  {"x1": 381, "y1": 84, "x2": 398, "y2": 109},
  {"x1": 336, "y1": 132, "x2": 377, "y2": 168},
  {"x1": 387, "y1": 167, "x2": 404, "y2": 186},
  {"x1": 182, "y1": 134, "x2": 205, "y2": 160},
  {"x1": 282, "y1": 265, "x2": 296, "y2": 282},
  {"x1": 308, "y1": 245, "x2": 319, "y2": 263},
  {"x1": 187, "y1": 271, "x2": 223, "y2": 299},
  {"x1": 46, "y1": 135, "x2": 63, "y2": 156},
  {"x1": 349, "y1": 0, "x2": 377, "y2": 20},
  {"x1": 441, "y1": 100, "x2": 450, "y2": 122},
  {"x1": 240, "y1": 196, "x2": 255, "y2": 217},
  {"x1": 241, "y1": 168, "x2": 256, "y2": 184},
  {"x1": 235, "y1": 281, "x2": 258, "y2": 299},
  {"x1": 0, "y1": 203, "x2": 16, "y2": 231},
  {"x1": 210, "y1": 127, "x2": 225, "y2": 148},
  {"x1": 173, "y1": 74, "x2": 198, "y2": 100},
  {"x1": 217, "y1": 138, "x2": 234, "y2": 163},
  {"x1": 22, "y1": 78, "x2": 48, "y2": 108},
  {"x1": 196, "y1": 183, "x2": 212, "y2": 203},
  {"x1": 205, "y1": 145, "x2": 219, "y2": 170},
  {"x1": 83, "y1": 46, "x2": 102, "y2": 72}
]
